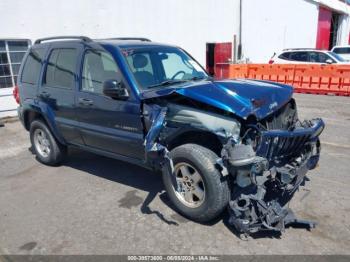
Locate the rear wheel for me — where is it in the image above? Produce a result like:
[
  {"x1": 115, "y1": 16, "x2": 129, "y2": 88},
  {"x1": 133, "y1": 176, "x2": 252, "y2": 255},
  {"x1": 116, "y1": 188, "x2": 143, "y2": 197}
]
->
[
  {"x1": 30, "y1": 120, "x2": 66, "y2": 166},
  {"x1": 162, "y1": 143, "x2": 230, "y2": 222}
]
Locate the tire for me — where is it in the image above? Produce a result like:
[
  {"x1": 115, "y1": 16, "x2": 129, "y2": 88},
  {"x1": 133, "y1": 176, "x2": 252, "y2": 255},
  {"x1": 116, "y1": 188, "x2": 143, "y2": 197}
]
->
[
  {"x1": 162, "y1": 143, "x2": 230, "y2": 222},
  {"x1": 30, "y1": 120, "x2": 66, "y2": 166}
]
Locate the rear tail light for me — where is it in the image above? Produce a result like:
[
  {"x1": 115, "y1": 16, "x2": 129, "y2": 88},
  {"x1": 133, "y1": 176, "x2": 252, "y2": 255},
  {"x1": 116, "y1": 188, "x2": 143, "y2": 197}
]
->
[
  {"x1": 268, "y1": 59, "x2": 274, "y2": 64},
  {"x1": 13, "y1": 85, "x2": 20, "y2": 104}
]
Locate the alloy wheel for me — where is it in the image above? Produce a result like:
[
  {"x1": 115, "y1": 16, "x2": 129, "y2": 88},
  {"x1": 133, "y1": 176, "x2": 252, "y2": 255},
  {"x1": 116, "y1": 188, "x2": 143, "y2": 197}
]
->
[
  {"x1": 172, "y1": 162, "x2": 206, "y2": 208},
  {"x1": 33, "y1": 129, "x2": 51, "y2": 158}
]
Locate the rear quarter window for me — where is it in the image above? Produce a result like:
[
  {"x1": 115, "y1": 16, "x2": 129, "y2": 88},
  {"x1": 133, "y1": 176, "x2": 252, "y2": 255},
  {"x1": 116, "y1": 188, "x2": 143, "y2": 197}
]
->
[
  {"x1": 278, "y1": 52, "x2": 291, "y2": 60},
  {"x1": 21, "y1": 48, "x2": 46, "y2": 85}
]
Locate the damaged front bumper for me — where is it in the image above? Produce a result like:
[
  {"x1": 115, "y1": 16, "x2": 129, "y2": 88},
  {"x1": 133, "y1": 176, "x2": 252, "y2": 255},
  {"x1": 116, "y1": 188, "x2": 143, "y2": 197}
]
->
[
  {"x1": 224, "y1": 118, "x2": 325, "y2": 234},
  {"x1": 143, "y1": 100, "x2": 325, "y2": 236}
]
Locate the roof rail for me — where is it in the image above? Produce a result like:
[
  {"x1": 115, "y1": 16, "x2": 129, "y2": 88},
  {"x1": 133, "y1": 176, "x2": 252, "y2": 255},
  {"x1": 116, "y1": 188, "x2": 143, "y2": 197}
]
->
[
  {"x1": 34, "y1": 36, "x2": 92, "y2": 44},
  {"x1": 283, "y1": 48, "x2": 316, "y2": 51},
  {"x1": 99, "y1": 37, "x2": 151, "y2": 42}
]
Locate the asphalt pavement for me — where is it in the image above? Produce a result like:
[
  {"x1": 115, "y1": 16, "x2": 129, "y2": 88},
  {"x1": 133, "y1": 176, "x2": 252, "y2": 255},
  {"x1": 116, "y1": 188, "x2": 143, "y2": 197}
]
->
[{"x1": 0, "y1": 93, "x2": 349, "y2": 255}]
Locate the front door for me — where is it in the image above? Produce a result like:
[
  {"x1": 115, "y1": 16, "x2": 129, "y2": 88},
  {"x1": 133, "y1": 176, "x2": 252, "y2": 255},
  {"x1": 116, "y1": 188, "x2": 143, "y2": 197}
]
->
[{"x1": 76, "y1": 48, "x2": 144, "y2": 160}]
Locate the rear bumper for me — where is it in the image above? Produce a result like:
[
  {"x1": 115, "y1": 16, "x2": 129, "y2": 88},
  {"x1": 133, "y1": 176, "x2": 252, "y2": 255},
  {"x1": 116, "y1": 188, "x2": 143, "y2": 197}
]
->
[{"x1": 17, "y1": 106, "x2": 25, "y2": 128}]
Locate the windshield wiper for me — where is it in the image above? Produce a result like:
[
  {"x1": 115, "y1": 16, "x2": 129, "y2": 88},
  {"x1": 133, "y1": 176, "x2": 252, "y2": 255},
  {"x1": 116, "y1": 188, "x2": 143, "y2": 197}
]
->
[
  {"x1": 146, "y1": 76, "x2": 212, "y2": 89},
  {"x1": 147, "y1": 80, "x2": 187, "y2": 89}
]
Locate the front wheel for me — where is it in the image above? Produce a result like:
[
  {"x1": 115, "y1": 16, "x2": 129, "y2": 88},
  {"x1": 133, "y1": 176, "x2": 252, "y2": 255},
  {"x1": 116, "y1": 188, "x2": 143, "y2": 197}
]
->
[{"x1": 162, "y1": 144, "x2": 230, "y2": 222}]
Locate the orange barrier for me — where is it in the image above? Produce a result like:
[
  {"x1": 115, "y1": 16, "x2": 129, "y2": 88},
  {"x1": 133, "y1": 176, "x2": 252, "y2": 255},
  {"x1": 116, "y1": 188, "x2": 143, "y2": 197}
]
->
[{"x1": 215, "y1": 63, "x2": 350, "y2": 96}]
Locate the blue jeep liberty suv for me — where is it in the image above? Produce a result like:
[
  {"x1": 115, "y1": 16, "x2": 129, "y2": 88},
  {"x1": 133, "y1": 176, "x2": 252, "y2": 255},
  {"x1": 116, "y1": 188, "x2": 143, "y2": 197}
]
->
[{"x1": 16, "y1": 36, "x2": 324, "y2": 234}]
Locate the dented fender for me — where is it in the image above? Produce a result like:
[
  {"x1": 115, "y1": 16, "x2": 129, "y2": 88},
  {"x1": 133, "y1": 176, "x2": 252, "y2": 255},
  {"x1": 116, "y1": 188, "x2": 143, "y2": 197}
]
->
[
  {"x1": 143, "y1": 102, "x2": 241, "y2": 167},
  {"x1": 142, "y1": 101, "x2": 239, "y2": 183},
  {"x1": 143, "y1": 104, "x2": 175, "y2": 186}
]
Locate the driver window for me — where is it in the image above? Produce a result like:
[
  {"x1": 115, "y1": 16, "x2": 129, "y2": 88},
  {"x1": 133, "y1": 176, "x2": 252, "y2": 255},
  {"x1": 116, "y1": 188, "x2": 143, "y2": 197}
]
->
[
  {"x1": 309, "y1": 52, "x2": 318, "y2": 63},
  {"x1": 317, "y1": 52, "x2": 331, "y2": 63},
  {"x1": 82, "y1": 50, "x2": 120, "y2": 94},
  {"x1": 309, "y1": 52, "x2": 332, "y2": 63},
  {"x1": 161, "y1": 53, "x2": 193, "y2": 80}
]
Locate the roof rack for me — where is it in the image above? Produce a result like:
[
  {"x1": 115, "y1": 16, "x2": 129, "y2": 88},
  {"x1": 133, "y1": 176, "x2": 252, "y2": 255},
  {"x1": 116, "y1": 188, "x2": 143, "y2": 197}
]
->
[
  {"x1": 99, "y1": 37, "x2": 151, "y2": 42},
  {"x1": 34, "y1": 36, "x2": 92, "y2": 44},
  {"x1": 283, "y1": 48, "x2": 316, "y2": 51}
]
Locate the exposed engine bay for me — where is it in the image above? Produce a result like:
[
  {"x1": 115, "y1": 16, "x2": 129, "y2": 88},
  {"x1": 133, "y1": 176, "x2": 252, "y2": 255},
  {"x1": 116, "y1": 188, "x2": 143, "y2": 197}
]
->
[
  {"x1": 222, "y1": 102, "x2": 323, "y2": 234},
  {"x1": 143, "y1": 96, "x2": 324, "y2": 235}
]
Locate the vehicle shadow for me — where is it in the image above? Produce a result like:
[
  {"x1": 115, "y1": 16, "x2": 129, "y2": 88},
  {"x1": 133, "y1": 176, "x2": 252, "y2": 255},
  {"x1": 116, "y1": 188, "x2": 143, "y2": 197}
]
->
[
  {"x1": 61, "y1": 148, "x2": 231, "y2": 228},
  {"x1": 62, "y1": 148, "x2": 181, "y2": 225}
]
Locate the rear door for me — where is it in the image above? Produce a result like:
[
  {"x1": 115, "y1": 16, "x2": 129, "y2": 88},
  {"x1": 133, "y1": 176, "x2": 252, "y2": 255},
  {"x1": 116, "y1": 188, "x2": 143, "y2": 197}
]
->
[
  {"x1": 289, "y1": 52, "x2": 309, "y2": 63},
  {"x1": 38, "y1": 42, "x2": 83, "y2": 144},
  {"x1": 75, "y1": 47, "x2": 144, "y2": 159}
]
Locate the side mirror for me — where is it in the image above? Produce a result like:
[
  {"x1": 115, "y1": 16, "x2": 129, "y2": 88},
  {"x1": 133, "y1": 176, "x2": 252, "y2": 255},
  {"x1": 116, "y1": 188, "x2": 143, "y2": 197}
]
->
[
  {"x1": 103, "y1": 79, "x2": 129, "y2": 100},
  {"x1": 325, "y1": 59, "x2": 333, "y2": 64}
]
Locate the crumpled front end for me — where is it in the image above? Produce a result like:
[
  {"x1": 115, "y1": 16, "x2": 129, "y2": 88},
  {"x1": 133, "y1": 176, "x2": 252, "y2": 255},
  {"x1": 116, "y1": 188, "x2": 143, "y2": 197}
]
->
[
  {"x1": 143, "y1": 95, "x2": 324, "y2": 236},
  {"x1": 222, "y1": 101, "x2": 324, "y2": 234}
]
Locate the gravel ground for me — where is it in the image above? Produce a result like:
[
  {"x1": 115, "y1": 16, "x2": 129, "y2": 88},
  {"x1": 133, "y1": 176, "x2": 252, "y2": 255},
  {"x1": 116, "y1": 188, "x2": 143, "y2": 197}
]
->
[{"x1": 0, "y1": 93, "x2": 349, "y2": 255}]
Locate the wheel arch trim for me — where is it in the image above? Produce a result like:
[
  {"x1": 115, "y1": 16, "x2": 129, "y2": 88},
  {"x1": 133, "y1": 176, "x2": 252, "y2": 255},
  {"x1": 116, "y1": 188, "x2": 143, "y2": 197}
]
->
[{"x1": 22, "y1": 103, "x2": 67, "y2": 146}]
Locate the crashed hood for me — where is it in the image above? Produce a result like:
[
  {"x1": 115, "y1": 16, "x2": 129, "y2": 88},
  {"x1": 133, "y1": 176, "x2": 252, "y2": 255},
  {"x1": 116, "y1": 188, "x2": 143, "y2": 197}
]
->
[{"x1": 140, "y1": 79, "x2": 293, "y2": 120}]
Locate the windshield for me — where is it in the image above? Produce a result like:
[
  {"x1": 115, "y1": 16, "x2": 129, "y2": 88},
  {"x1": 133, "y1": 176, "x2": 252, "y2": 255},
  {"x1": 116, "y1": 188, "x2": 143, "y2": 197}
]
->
[
  {"x1": 327, "y1": 51, "x2": 346, "y2": 62},
  {"x1": 122, "y1": 47, "x2": 208, "y2": 90}
]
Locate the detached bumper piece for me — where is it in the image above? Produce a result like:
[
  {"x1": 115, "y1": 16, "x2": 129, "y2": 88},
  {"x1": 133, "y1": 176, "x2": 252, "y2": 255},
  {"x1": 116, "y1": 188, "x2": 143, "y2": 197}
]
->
[{"x1": 225, "y1": 119, "x2": 324, "y2": 235}]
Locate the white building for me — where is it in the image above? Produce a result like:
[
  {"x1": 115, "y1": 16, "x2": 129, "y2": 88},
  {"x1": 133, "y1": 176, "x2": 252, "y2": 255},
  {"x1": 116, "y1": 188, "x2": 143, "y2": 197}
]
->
[
  {"x1": 1, "y1": 0, "x2": 350, "y2": 117},
  {"x1": 241, "y1": 0, "x2": 350, "y2": 62}
]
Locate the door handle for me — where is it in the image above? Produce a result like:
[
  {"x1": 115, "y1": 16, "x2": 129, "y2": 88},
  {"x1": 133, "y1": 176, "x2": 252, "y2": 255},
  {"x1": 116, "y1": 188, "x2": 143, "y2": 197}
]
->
[
  {"x1": 39, "y1": 91, "x2": 51, "y2": 98},
  {"x1": 78, "y1": 98, "x2": 94, "y2": 106}
]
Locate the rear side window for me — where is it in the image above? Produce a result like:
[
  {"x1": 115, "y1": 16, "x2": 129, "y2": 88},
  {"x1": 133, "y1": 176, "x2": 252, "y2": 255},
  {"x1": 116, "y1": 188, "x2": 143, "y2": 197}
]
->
[
  {"x1": 289, "y1": 52, "x2": 308, "y2": 62},
  {"x1": 333, "y1": 47, "x2": 350, "y2": 54},
  {"x1": 21, "y1": 49, "x2": 45, "y2": 85},
  {"x1": 45, "y1": 48, "x2": 78, "y2": 89}
]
